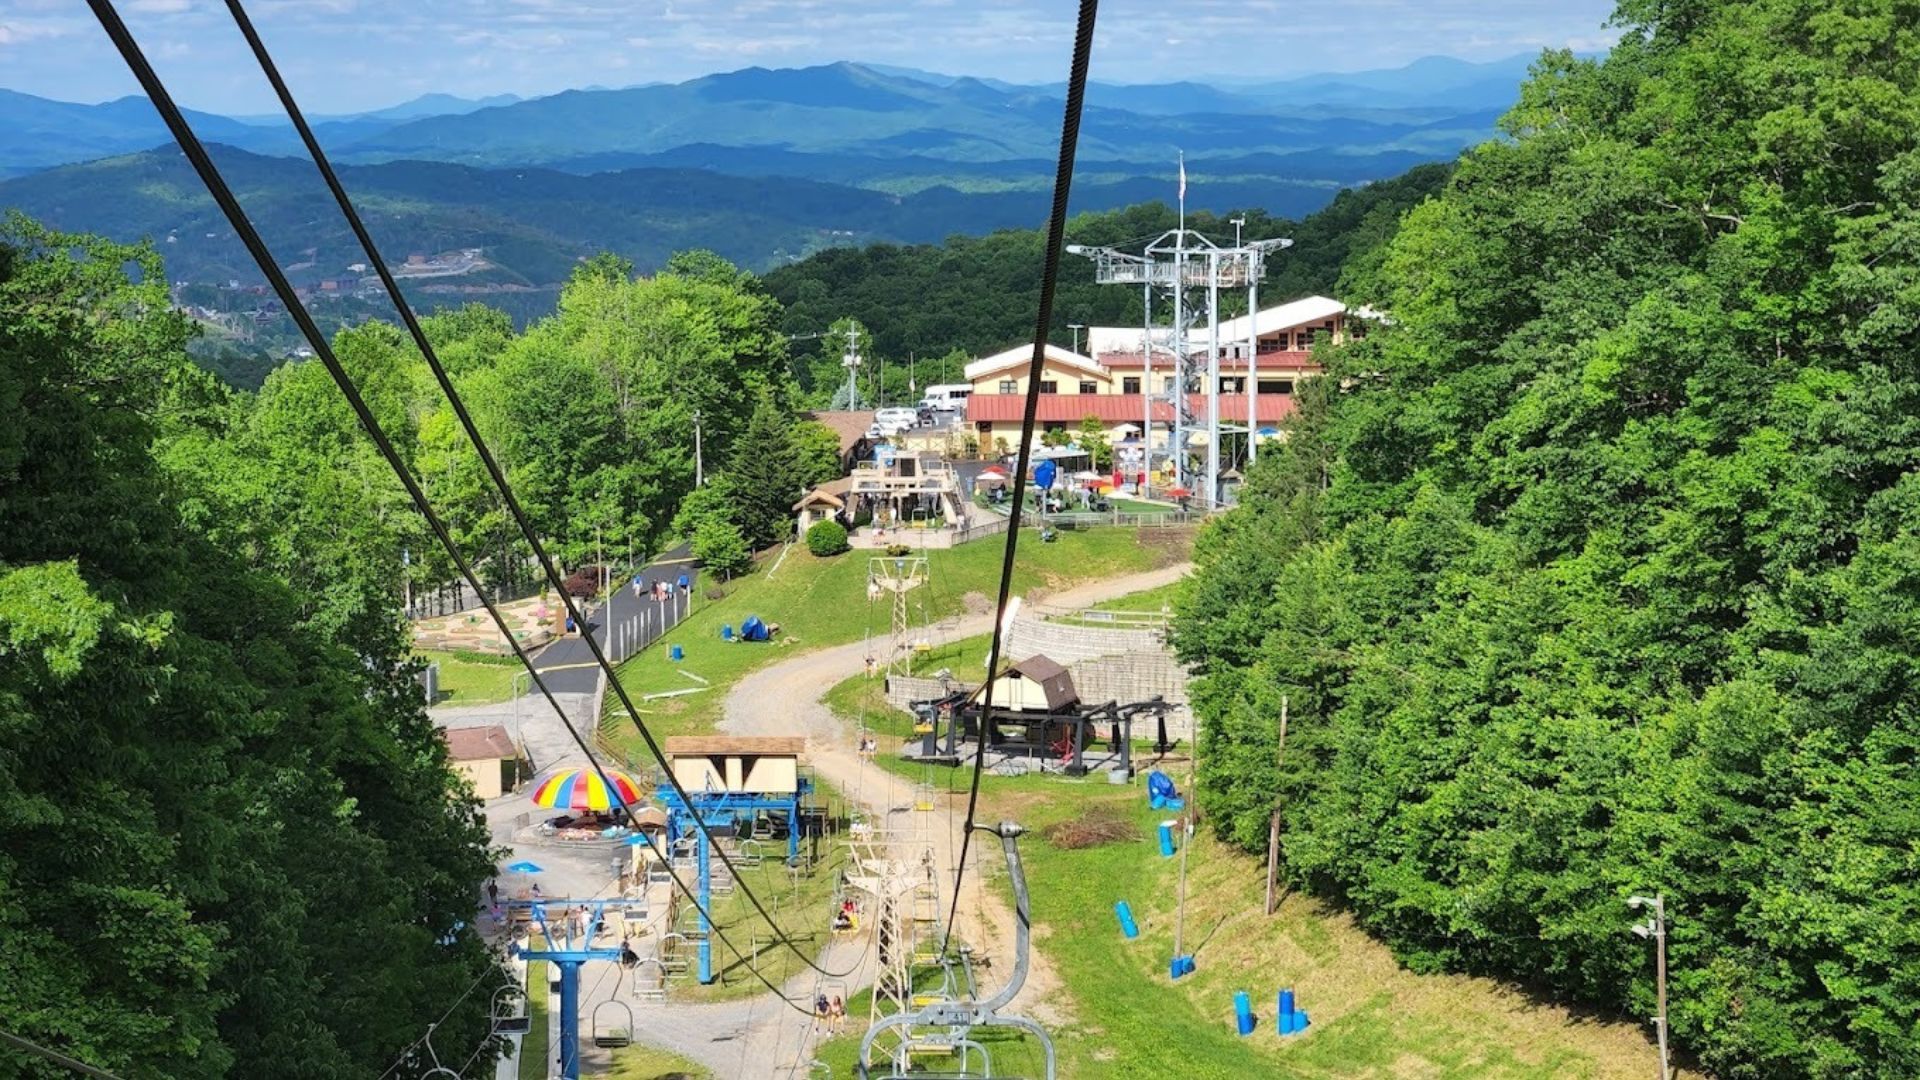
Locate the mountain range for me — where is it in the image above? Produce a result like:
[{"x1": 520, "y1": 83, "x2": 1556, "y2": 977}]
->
[{"x1": 0, "y1": 54, "x2": 1553, "y2": 292}]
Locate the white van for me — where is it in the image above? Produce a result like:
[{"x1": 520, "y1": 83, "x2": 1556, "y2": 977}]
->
[
  {"x1": 920, "y1": 384, "x2": 972, "y2": 412},
  {"x1": 873, "y1": 408, "x2": 918, "y2": 434}
]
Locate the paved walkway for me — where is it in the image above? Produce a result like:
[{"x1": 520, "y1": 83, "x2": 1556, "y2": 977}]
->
[{"x1": 532, "y1": 544, "x2": 695, "y2": 694}]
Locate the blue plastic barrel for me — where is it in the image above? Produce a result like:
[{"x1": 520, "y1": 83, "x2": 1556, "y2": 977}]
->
[
  {"x1": 669, "y1": 644, "x2": 684, "y2": 661},
  {"x1": 1234, "y1": 991, "x2": 1255, "y2": 1036},
  {"x1": 1115, "y1": 901, "x2": 1139, "y2": 939},
  {"x1": 1279, "y1": 989, "x2": 1295, "y2": 1018},
  {"x1": 1176, "y1": 954, "x2": 1195, "y2": 977},
  {"x1": 1158, "y1": 820, "x2": 1176, "y2": 857},
  {"x1": 722, "y1": 624, "x2": 734, "y2": 641}
]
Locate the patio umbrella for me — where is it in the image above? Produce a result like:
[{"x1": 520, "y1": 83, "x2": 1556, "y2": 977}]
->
[
  {"x1": 974, "y1": 472, "x2": 1008, "y2": 486},
  {"x1": 1088, "y1": 478, "x2": 1115, "y2": 491},
  {"x1": 503, "y1": 860, "x2": 544, "y2": 874},
  {"x1": 979, "y1": 464, "x2": 1009, "y2": 476},
  {"x1": 531, "y1": 766, "x2": 643, "y2": 812},
  {"x1": 1071, "y1": 470, "x2": 1103, "y2": 481},
  {"x1": 1166, "y1": 485, "x2": 1193, "y2": 498}
]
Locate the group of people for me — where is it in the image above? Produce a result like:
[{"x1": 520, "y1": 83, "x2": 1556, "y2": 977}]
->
[
  {"x1": 632, "y1": 574, "x2": 690, "y2": 601},
  {"x1": 814, "y1": 993, "x2": 848, "y2": 1032}
]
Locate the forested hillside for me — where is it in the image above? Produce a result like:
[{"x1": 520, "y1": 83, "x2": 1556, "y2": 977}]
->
[
  {"x1": 0, "y1": 219, "x2": 499, "y2": 1074},
  {"x1": 764, "y1": 163, "x2": 1450, "y2": 372},
  {"x1": 1178, "y1": 3, "x2": 1920, "y2": 1077}
]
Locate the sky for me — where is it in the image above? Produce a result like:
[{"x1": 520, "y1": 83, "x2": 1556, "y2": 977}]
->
[{"x1": 1, "y1": 0, "x2": 1621, "y2": 114}]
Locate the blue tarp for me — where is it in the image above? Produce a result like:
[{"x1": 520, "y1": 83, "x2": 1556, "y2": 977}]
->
[
  {"x1": 740, "y1": 614, "x2": 771, "y2": 643},
  {"x1": 1147, "y1": 770, "x2": 1183, "y2": 811}
]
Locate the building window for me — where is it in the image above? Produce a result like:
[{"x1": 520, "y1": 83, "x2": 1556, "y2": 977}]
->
[
  {"x1": 1220, "y1": 377, "x2": 1246, "y2": 394},
  {"x1": 1078, "y1": 380, "x2": 1098, "y2": 395},
  {"x1": 998, "y1": 379, "x2": 1017, "y2": 394},
  {"x1": 1258, "y1": 379, "x2": 1294, "y2": 395},
  {"x1": 978, "y1": 422, "x2": 992, "y2": 433},
  {"x1": 1039, "y1": 380, "x2": 1058, "y2": 394},
  {"x1": 1162, "y1": 376, "x2": 1176, "y2": 394},
  {"x1": 1123, "y1": 377, "x2": 1141, "y2": 394}
]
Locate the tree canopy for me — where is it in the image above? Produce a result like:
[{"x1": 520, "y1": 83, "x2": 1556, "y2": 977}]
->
[
  {"x1": 1178, "y1": 5, "x2": 1920, "y2": 1076},
  {"x1": 0, "y1": 215, "x2": 498, "y2": 1077}
]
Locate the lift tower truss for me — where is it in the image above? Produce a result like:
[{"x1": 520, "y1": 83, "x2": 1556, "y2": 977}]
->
[
  {"x1": 869, "y1": 555, "x2": 929, "y2": 680},
  {"x1": 1069, "y1": 230, "x2": 1291, "y2": 508}
]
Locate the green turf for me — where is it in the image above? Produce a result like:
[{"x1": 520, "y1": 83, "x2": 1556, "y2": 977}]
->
[
  {"x1": 420, "y1": 647, "x2": 524, "y2": 705},
  {"x1": 601, "y1": 529, "x2": 1184, "y2": 750},
  {"x1": 518, "y1": 960, "x2": 549, "y2": 1080},
  {"x1": 606, "y1": 1043, "x2": 713, "y2": 1078}
]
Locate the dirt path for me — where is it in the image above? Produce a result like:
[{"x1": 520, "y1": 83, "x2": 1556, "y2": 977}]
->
[{"x1": 718, "y1": 562, "x2": 1192, "y2": 1065}]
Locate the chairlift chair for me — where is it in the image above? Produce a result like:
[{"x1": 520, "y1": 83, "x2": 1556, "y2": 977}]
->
[
  {"x1": 591, "y1": 1000, "x2": 635, "y2": 1049},
  {"x1": 490, "y1": 985, "x2": 532, "y2": 1036}
]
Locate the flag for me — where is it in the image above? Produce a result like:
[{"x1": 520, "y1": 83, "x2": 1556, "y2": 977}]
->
[{"x1": 1177, "y1": 154, "x2": 1187, "y2": 201}]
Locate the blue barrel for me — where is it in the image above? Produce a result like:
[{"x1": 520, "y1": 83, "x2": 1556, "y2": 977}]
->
[
  {"x1": 1158, "y1": 820, "x2": 1176, "y2": 857},
  {"x1": 669, "y1": 644, "x2": 684, "y2": 661},
  {"x1": 1173, "y1": 954, "x2": 1195, "y2": 978},
  {"x1": 1234, "y1": 991, "x2": 1255, "y2": 1036},
  {"x1": 1296, "y1": 1010, "x2": 1309, "y2": 1033},
  {"x1": 1279, "y1": 989, "x2": 1295, "y2": 1018},
  {"x1": 722, "y1": 624, "x2": 734, "y2": 641},
  {"x1": 1115, "y1": 901, "x2": 1139, "y2": 939},
  {"x1": 1169, "y1": 956, "x2": 1184, "y2": 980}
]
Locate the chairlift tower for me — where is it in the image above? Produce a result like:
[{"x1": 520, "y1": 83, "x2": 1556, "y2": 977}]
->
[
  {"x1": 869, "y1": 555, "x2": 928, "y2": 679},
  {"x1": 1068, "y1": 231, "x2": 1291, "y2": 507}
]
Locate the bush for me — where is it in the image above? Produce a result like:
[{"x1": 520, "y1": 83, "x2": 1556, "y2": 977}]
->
[
  {"x1": 561, "y1": 566, "x2": 603, "y2": 598},
  {"x1": 806, "y1": 519, "x2": 850, "y2": 557}
]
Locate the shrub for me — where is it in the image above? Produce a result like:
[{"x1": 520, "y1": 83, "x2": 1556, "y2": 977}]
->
[
  {"x1": 691, "y1": 518, "x2": 751, "y2": 579},
  {"x1": 806, "y1": 519, "x2": 850, "y2": 557},
  {"x1": 561, "y1": 566, "x2": 603, "y2": 598}
]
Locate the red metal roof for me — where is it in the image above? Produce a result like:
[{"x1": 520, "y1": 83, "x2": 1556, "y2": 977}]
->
[{"x1": 964, "y1": 393, "x2": 1297, "y2": 424}]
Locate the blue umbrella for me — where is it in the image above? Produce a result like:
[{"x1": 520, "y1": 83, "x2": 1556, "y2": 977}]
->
[{"x1": 504, "y1": 860, "x2": 544, "y2": 874}]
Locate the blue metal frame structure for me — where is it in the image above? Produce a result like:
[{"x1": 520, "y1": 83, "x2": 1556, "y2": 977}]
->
[
  {"x1": 655, "y1": 780, "x2": 813, "y2": 983},
  {"x1": 511, "y1": 898, "x2": 642, "y2": 1080}
]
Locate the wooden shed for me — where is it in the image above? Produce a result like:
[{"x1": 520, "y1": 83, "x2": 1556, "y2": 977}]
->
[
  {"x1": 663, "y1": 735, "x2": 804, "y2": 795},
  {"x1": 972, "y1": 655, "x2": 1078, "y2": 714},
  {"x1": 442, "y1": 724, "x2": 520, "y2": 800}
]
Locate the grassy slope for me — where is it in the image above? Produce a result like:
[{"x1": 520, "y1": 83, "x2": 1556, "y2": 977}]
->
[
  {"x1": 808, "y1": 583, "x2": 1677, "y2": 1079},
  {"x1": 519, "y1": 960, "x2": 549, "y2": 1080},
  {"x1": 607, "y1": 1044, "x2": 713, "y2": 1079},
  {"x1": 420, "y1": 647, "x2": 523, "y2": 705},
  {"x1": 601, "y1": 528, "x2": 1184, "y2": 750}
]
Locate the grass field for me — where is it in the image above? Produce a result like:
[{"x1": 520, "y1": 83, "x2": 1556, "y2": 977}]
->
[
  {"x1": 600, "y1": 528, "x2": 1187, "y2": 751},
  {"x1": 420, "y1": 647, "x2": 523, "y2": 705},
  {"x1": 607, "y1": 1043, "x2": 712, "y2": 1078},
  {"x1": 518, "y1": 960, "x2": 549, "y2": 1080}
]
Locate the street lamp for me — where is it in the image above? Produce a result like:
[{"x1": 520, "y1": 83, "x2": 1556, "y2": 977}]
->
[
  {"x1": 1628, "y1": 895, "x2": 1671, "y2": 1080},
  {"x1": 1067, "y1": 322, "x2": 1086, "y2": 357}
]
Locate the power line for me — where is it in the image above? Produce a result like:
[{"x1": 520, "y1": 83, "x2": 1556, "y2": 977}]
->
[
  {"x1": 86, "y1": 0, "x2": 817, "y2": 1025},
  {"x1": 0, "y1": 1030, "x2": 129, "y2": 1080},
  {"x1": 216, "y1": 0, "x2": 857, "y2": 985},
  {"x1": 942, "y1": 0, "x2": 1100, "y2": 953}
]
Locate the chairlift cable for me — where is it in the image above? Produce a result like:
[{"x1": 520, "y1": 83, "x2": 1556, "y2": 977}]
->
[
  {"x1": 940, "y1": 0, "x2": 1100, "y2": 956},
  {"x1": 0, "y1": 1029, "x2": 130, "y2": 1080},
  {"x1": 86, "y1": 0, "x2": 816, "y2": 1019},
  {"x1": 214, "y1": 0, "x2": 861, "y2": 984}
]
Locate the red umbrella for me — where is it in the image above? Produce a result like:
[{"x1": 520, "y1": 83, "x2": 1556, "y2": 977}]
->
[
  {"x1": 979, "y1": 465, "x2": 1009, "y2": 477},
  {"x1": 1166, "y1": 486, "x2": 1192, "y2": 498}
]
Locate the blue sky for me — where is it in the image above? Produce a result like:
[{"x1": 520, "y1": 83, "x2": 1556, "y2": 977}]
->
[{"x1": 2, "y1": 0, "x2": 1620, "y2": 113}]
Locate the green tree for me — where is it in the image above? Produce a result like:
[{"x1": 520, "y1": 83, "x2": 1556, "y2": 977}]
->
[
  {"x1": 791, "y1": 419, "x2": 847, "y2": 489},
  {"x1": 1077, "y1": 415, "x2": 1112, "y2": 471},
  {"x1": 0, "y1": 216, "x2": 496, "y2": 1078},
  {"x1": 691, "y1": 517, "x2": 751, "y2": 578},
  {"x1": 726, "y1": 388, "x2": 804, "y2": 547},
  {"x1": 1176, "y1": 6, "x2": 1920, "y2": 1076}
]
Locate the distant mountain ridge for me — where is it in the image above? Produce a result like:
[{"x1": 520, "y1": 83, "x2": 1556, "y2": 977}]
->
[{"x1": 0, "y1": 52, "x2": 1553, "y2": 179}]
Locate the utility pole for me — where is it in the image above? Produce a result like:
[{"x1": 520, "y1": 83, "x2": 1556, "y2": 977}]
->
[
  {"x1": 843, "y1": 322, "x2": 861, "y2": 411},
  {"x1": 1629, "y1": 894, "x2": 1672, "y2": 1080},
  {"x1": 1068, "y1": 322, "x2": 1086, "y2": 357},
  {"x1": 1263, "y1": 696, "x2": 1288, "y2": 916},
  {"x1": 692, "y1": 409, "x2": 703, "y2": 488}
]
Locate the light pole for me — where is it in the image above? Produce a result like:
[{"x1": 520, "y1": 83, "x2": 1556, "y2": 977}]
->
[
  {"x1": 692, "y1": 409, "x2": 704, "y2": 488},
  {"x1": 510, "y1": 670, "x2": 530, "y2": 770},
  {"x1": 1067, "y1": 322, "x2": 1086, "y2": 357},
  {"x1": 1628, "y1": 894, "x2": 1671, "y2": 1080}
]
